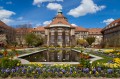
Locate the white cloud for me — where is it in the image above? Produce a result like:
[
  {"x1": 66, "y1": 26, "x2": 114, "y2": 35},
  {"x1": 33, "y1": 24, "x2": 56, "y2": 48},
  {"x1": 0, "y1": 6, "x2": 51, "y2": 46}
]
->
[
  {"x1": 47, "y1": 3, "x2": 62, "y2": 10},
  {"x1": 67, "y1": 0, "x2": 106, "y2": 17},
  {"x1": 103, "y1": 18, "x2": 114, "y2": 25},
  {"x1": 71, "y1": 23, "x2": 77, "y2": 26},
  {"x1": 17, "y1": 17, "x2": 23, "y2": 20},
  {"x1": 33, "y1": 0, "x2": 63, "y2": 7},
  {"x1": 1, "y1": 18, "x2": 14, "y2": 23},
  {"x1": 0, "y1": 8, "x2": 15, "y2": 24},
  {"x1": 35, "y1": 23, "x2": 42, "y2": 26},
  {"x1": 43, "y1": 20, "x2": 51, "y2": 25},
  {"x1": 6, "y1": 1, "x2": 13, "y2": 4}
]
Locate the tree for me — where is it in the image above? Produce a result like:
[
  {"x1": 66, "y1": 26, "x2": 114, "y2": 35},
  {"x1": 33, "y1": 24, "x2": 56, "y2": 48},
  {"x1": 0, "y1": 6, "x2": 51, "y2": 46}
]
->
[
  {"x1": 85, "y1": 37, "x2": 95, "y2": 46},
  {"x1": 25, "y1": 33, "x2": 44, "y2": 47},
  {"x1": 76, "y1": 39, "x2": 88, "y2": 46},
  {"x1": 15, "y1": 24, "x2": 32, "y2": 46}
]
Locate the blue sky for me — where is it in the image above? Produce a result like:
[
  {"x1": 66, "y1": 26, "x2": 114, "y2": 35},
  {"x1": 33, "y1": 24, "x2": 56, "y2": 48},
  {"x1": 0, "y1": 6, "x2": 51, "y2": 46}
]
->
[{"x1": 0, "y1": 0, "x2": 120, "y2": 28}]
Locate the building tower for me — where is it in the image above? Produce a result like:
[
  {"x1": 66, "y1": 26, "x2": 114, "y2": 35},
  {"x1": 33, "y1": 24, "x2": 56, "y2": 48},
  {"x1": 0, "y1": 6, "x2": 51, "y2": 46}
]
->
[{"x1": 44, "y1": 10, "x2": 75, "y2": 47}]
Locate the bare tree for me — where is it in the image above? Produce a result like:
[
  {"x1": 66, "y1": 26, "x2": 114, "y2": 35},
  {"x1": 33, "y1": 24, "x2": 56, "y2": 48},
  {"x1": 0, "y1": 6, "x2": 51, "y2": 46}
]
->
[{"x1": 15, "y1": 24, "x2": 32, "y2": 46}]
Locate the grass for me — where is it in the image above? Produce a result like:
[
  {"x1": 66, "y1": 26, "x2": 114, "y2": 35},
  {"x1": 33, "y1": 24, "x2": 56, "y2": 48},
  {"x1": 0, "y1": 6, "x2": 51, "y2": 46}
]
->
[
  {"x1": 74, "y1": 48, "x2": 114, "y2": 65},
  {"x1": 86, "y1": 51, "x2": 113, "y2": 65}
]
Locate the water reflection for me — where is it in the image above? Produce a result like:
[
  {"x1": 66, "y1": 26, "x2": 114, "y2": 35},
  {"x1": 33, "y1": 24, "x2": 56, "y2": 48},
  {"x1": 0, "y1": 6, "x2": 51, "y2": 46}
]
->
[{"x1": 20, "y1": 49, "x2": 80, "y2": 62}]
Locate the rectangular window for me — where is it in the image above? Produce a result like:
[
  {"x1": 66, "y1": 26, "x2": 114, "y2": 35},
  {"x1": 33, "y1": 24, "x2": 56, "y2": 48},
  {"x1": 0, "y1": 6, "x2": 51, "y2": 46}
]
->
[{"x1": 58, "y1": 35, "x2": 62, "y2": 42}]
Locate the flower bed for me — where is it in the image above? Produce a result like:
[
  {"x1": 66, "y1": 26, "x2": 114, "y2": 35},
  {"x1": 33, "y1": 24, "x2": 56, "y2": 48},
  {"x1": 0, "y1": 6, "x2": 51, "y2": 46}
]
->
[{"x1": 0, "y1": 63, "x2": 120, "y2": 78}]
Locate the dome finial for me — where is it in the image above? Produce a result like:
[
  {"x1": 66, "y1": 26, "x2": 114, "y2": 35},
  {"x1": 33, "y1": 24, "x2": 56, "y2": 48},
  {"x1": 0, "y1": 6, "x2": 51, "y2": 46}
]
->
[{"x1": 58, "y1": 9, "x2": 62, "y2": 14}]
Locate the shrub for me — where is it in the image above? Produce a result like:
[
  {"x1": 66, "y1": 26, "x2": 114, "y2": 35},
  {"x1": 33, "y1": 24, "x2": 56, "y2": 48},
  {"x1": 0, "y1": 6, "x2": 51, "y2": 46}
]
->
[
  {"x1": 0, "y1": 58, "x2": 21, "y2": 68},
  {"x1": 79, "y1": 58, "x2": 91, "y2": 68},
  {"x1": 1, "y1": 72, "x2": 9, "y2": 78},
  {"x1": 41, "y1": 72, "x2": 49, "y2": 78}
]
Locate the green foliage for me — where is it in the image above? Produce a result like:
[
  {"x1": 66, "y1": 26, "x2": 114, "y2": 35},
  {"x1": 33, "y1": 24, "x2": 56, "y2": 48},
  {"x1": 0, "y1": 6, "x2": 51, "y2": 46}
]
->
[
  {"x1": 77, "y1": 39, "x2": 88, "y2": 46},
  {"x1": 41, "y1": 72, "x2": 49, "y2": 78},
  {"x1": 0, "y1": 58, "x2": 21, "y2": 68},
  {"x1": 0, "y1": 72, "x2": 9, "y2": 78},
  {"x1": 11, "y1": 41, "x2": 18, "y2": 47},
  {"x1": 25, "y1": 33, "x2": 44, "y2": 47},
  {"x1": 86, "y1": 37, "x2": 95, "y2": 46},
  {"x1": 79, "y1": 58, "x2": 91, "y2": 68},
  {"x1": 71, "y1": 72, "x2": 77, "y2": 78}
]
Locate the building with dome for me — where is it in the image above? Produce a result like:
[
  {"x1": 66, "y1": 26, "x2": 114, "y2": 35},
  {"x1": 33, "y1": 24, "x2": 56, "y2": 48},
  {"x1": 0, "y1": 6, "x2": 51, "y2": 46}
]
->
[
  {"x1": 44, "y1": 11, "x2": 76, "y2": 47},
  {"x1": 31, "y1": 11, "x2": 103, "y2": 47},
  {"x1": 101, "y1": 19, "x2": 120, "y2": 47}
]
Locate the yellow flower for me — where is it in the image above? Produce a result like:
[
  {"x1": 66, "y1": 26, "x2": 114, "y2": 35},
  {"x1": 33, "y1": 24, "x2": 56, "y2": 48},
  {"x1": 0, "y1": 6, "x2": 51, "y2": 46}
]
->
[
  {"x1": 96, "y1": 71, "x2": 99, "y2": 74},
  {"x1": 89, "y1": 71, "x2": 92, "y2": 74},
  {"x1": 104, "y1": 49, "x2": 114, "y2": 53},
  {"x1": 113, "y1": 58, "x2": 120, "y2": 64},
  {"x1": 32, "y1": 71, "x2": 35, "y2": 74},
  {"x1": 17, "y1": 63, "x2": 20, "y2": 66}
]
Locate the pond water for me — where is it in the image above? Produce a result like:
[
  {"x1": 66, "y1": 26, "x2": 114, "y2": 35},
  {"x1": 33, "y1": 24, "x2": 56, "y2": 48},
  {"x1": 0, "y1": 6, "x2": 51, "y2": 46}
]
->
[{"x1": 19, "y1": 49, "x2": 83, "y2": 62}]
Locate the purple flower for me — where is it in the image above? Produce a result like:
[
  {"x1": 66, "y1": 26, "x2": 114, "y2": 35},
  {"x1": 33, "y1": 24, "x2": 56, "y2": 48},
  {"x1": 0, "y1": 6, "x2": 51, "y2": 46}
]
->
[
  {"x1": 97, "y1": 67, "x2": 101, "y2": 72},
  {"x1": 36, "y1": 68, "x2": 41, "y2": 74},
  {"x1": 70, "y1": 68, "x2": 73, "y2": 74},
  {"x1": 62, "y1": 69, "x2": 66, "y2": 74},
  {"x1": 5, "y1": 69, "x2": 10, "y2": 73},
  {"x1": 15, "y1": 67, "x2": 19, "y2": 71},
  {"x1": 11, "y1": 69, "x2": 16, "y2": 73},
  {"x1": 107, "y1": 69, "x2": 113, "y2": 74},
  {"x1": 52, "y1": 68, "x2": 55, "y2": 73},
  {"x1": 22, "y1": 68, "x2": 26, "y2": 74},
  {"x1": 1, "y1": 69, "x2": 5, "y2": 73},
  {"x1": 47, "y1": 69, "x2": 50, "y2": 72},
  {"x1": 92, "y1": 68, "x2": 96, "y2": 74},
  {"x1": 83, "y1": 68, "x2": 89, "y2": 73}
]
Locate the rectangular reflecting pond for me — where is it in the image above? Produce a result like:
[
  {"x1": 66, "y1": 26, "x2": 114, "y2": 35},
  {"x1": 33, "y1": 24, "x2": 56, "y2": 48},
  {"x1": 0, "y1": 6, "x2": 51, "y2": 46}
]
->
[{"x1": 19, "y1": 49, "x2": 83, "y2": 62}]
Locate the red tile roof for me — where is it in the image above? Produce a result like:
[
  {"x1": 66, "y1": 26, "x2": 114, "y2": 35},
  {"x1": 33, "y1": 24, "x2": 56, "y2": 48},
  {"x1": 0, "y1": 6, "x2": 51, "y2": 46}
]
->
[
  {"x1": 109, "y1": 18, "x2": 120, "y2": 26},
  {"x1": 0, "y1": 20, "x2": 14, "y2": 30},
  {"x1": 102, "y1": 18, "x2": 120, "y2": 31},
  {"x1": 88, "y1": 28, "x2": 102, "y2": 34},
  {"x1": 75, "y1": 26, "x2": 88, "y2": 32},
  {"x1": 15, "y1": 28, "x2": 33, "y2": 33},
  {"x1": 32, "y1": 26, "x2": 45, "y2": 32},
  {"x1": 45, "y1": 12, "x2": 75, "y2": 28}
]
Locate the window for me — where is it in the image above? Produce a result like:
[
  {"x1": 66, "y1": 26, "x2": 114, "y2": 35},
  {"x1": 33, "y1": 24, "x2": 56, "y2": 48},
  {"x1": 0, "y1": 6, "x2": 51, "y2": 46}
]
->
[
  {"x1": 58, "y1": 35, "x2": 62, "y2": 42},
  {"x1": 65, "y1": 36, "x2": 69, "y2": 43},
  {"x1": 51, "y1": 35, "x2": 54, "y2": 43}
]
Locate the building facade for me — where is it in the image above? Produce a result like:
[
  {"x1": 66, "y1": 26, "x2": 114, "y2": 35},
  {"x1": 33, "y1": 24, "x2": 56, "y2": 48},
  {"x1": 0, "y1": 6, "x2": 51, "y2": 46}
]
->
[
  {"x1": 88, "y1": 28, "x2": 102, "y2": 45},
  {"x1": 31, "y1": 11, "x2": 103, "y2": 47},
  {"x1": 44, "y1": 11, "x2": 76, "y2": 47},
  {"x1": 0, "y1": 20, "x2": 16, "y2": 46},
  {"x1": 0, "y1": 11, "x2": 103, "y2": 47},
  {"x1": 101, "y1": 19, "x2": 120, "y2": 47}
]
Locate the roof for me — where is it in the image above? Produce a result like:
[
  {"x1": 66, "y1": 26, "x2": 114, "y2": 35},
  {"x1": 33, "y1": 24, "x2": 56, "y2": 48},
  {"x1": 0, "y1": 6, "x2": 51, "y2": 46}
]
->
[
  {"x1": 102, "y1": 18, "x2": 120, "y2": 31},
  {"x1": 75, "y1": 26, "x2": 88, "y2": 32},
  {"x1": 88, "y1": 28, "x2": 102, "y2": 34},
  {"x1": 15, "y1": 28, "x2": 33, "y2": 33},
  {"x1": 0, "y1": 20, "x2": 14, "y2": 30},
  {"x1": 32, "y1": 26, "x2": 45, "y2": 32},
  {"x1": 45, "y1": 12, "x2": 75, "y2": 28}
]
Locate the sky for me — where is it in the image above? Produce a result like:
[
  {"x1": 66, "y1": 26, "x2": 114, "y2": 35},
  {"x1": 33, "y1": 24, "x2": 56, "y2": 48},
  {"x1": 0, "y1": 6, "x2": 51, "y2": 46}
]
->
[{"x1": 0, "y1": 0, "x2": 120, "y2": 28}]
